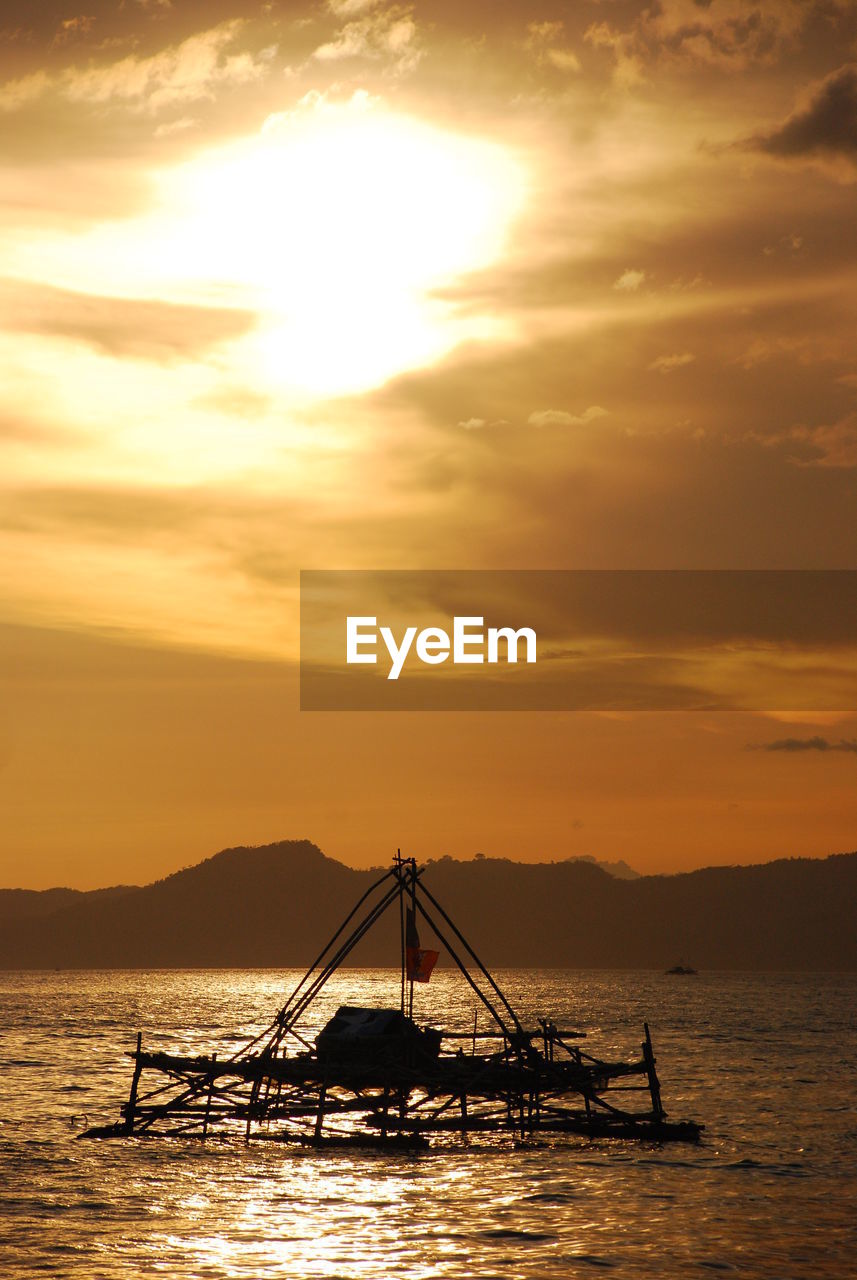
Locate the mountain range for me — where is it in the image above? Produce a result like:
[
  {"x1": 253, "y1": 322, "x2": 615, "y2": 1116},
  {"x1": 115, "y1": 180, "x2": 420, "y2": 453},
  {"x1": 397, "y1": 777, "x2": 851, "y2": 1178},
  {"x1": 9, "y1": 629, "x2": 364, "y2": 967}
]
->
[{"x1": 1, "y1": 840, "x2": 855, "y2": 970}]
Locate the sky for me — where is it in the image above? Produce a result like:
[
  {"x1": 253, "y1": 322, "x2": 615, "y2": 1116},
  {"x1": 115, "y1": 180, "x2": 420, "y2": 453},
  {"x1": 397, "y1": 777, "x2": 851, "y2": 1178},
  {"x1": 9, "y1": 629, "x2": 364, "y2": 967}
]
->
[{"x1": 1, "y1": 0, "x2": 856, "y2": 888}]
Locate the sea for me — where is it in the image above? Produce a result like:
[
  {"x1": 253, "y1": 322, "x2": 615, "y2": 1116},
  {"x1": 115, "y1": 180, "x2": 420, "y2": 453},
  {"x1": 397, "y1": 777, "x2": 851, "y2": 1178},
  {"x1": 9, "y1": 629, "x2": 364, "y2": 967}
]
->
[{"x1": 1, "y1": 968, "x2": 855, "y2": 1279}]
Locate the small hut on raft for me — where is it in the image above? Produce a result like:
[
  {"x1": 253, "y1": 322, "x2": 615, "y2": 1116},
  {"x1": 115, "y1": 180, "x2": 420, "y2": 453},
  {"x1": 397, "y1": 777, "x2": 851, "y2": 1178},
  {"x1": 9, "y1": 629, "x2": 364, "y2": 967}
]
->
[{"x1": 84, "y1": 854, "x2": 702, "y2": 1147}]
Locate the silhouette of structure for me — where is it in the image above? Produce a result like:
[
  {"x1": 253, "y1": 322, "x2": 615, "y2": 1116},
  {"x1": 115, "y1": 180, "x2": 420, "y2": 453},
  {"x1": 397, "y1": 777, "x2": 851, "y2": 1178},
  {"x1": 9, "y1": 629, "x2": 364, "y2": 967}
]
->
[{"x1": 84, "y1": 855, "x2": 702, "y2": 1146}]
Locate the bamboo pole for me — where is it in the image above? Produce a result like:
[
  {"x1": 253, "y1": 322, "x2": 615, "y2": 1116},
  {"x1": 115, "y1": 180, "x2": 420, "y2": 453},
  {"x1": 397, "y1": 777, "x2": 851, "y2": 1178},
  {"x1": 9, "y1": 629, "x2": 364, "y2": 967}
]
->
[
  {"x1": 124, "y1": 1032, "x2": 143, "y2": 1135},
  {"x1": 643, "y1": 1023, "x2": 664, "y2": 1120}
]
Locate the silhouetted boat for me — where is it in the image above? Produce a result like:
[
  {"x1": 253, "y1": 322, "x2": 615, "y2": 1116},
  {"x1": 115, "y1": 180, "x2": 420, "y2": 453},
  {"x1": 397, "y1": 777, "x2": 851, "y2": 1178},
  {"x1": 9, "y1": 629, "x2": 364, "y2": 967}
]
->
[
  {"x1": 665, "y1": 963, "x2": 697, "y2": 975},
  {"x1": 83, "y1": 853, "x2": 703, "y2": 1147}
]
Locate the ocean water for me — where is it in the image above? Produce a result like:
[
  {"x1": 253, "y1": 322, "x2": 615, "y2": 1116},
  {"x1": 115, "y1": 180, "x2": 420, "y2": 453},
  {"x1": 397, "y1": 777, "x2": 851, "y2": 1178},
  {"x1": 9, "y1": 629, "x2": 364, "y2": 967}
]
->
[{"x1": 1, "y1": 968, "x2": 855, "y2": 1279}]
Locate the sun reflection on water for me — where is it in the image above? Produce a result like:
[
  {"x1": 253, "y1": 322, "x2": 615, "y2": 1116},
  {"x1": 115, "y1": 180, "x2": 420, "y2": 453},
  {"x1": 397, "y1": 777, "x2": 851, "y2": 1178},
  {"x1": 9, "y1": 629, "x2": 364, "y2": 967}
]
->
[{"x1": 2, "y1": 969, "x2": 856, "y2": 1278}]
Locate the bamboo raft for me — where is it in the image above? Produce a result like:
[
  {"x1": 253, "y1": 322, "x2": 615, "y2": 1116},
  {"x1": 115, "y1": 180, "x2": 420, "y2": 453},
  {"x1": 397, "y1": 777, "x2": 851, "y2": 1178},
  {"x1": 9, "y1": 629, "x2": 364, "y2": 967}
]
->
[{"x1": 83, "y1": 855, "x2": 703, "y2": 1147}]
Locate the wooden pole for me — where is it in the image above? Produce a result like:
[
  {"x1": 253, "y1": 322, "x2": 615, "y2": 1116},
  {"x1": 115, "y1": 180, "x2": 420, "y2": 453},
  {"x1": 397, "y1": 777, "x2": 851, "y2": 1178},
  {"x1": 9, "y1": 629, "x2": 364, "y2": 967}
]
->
[
  {"x1": 398, "y1": 850, "x2": 406, "y2": 1016},
  {"x1": 202, "y1": 1053, "x2": 216, "y2": 1139},
  {"x1": 408, "y1": 858, "x2": 416, "y2": 1021},
  {"x1": 399, "y1": 1082, "x2": 407, "y2": 1134},
  {"x1": 314, "y1": 1084, "x2": 327, "y2": 1142},
  {"x1": 643, "y1": 1023, "x2": 664, "y2": 1120},
  {"x1": 124, "y1": 1031, "x2": 143, "y2": 1135},
  {"x1": 245, "y1": 1076, "x2": 261, "y2": 1143}
]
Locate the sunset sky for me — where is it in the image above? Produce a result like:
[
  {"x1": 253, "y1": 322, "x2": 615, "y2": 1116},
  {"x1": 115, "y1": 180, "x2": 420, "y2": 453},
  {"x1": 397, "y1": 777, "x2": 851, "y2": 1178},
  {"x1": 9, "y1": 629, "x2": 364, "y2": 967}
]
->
[{"x1": 2, "y1": 0, "x2": 856, "y2": 888}]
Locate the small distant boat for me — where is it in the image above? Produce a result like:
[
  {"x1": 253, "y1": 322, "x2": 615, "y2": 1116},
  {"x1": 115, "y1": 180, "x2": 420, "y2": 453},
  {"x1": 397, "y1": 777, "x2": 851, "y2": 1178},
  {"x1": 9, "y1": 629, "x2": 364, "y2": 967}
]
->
[{"x1": 665, "y1": 963, "x2": 697, "y2": 975}]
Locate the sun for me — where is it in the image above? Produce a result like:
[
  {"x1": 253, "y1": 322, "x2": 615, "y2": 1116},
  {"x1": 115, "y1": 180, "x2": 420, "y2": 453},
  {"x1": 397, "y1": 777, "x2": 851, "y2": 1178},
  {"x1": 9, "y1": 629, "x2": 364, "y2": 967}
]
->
[
  {"x1": 160, "y1": 94, "x2": 526, "y2": 397},
  {"x1": 0, "y1": 95, "x2": 525, "y2": 419}
]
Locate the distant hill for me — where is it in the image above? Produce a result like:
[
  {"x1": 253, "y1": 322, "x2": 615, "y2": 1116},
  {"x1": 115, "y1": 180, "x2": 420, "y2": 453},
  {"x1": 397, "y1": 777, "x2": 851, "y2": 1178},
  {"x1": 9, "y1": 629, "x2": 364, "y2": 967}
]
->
[
  {"x1": 0, "y1": 884, "x2": 136, "y2": 922},
  {"x1": 565, "y1": 855, "x2": 640, "y2": 880},
  {"x1": 1, "y1": 840, "x2": 855, "y2": 970}
]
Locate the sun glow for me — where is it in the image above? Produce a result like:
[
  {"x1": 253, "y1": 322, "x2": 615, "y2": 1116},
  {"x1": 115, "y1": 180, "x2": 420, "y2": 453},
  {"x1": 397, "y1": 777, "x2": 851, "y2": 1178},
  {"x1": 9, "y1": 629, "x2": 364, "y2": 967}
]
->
[
  {"x1": 4, "y1": 96, "x2": 525, "y2": 402},
  {"x1": 0, "y1": 95, "x2": 525, "y2": 405},
  {"x1": 170, "y1": 97, "x2": 525, "y2": 395}
]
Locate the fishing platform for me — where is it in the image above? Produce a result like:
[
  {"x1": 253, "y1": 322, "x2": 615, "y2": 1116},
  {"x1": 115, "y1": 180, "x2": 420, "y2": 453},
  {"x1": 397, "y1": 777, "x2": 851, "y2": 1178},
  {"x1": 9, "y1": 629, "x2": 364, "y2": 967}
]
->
[{"x1": 83, "y1": 854, "x2": 702, "y2": 1147}]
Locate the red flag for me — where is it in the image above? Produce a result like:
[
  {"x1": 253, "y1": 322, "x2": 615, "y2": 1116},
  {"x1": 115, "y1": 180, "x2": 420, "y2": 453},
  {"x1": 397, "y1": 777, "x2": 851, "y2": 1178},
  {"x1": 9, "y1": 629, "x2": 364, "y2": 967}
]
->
[
  {"x1": 405, "y1": 908, "x2": 439, "y2": 983},
  {"x1": 406, "y1": 946, "x2": 439, "y2": 983}
]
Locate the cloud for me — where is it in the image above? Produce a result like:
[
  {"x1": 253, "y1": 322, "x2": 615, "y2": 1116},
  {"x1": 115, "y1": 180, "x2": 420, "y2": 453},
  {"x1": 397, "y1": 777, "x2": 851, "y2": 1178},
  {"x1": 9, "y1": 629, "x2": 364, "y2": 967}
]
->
[
  {"x1": 528, "y1": 406, "x2": 608, "y2": 427},
  {"x1": 525, "y1": 21, "x2": 581, "y2": 74},
  {"x1": 756, "y1": 736, "x2": 857, "y2": 754},
  {"x1": 153, "y1": 115, "x2": 198, "y2": 138},
  {"x1": 0, "y1": 69, "x2": 49, "y2": 112},
  {"x1": 0, "y1": 21, "x2": 270, "y2": 115},
  {"x1": 314, "y1": 5, "x2": 421, "y2": 74},
  {"x1": 328, "y1": 0, "x2": 383, "y2": 14},
  {"x1": 733, "y1": 333, "x2": 849, "y2": 371},
  {"x1": 0, "y1": 417, "x2": 85, "y2": 447},
  {"x1": 457, "y1": 417, "x2": 510, "y2": 431},
  {"x1": 747, "y1": 63, "x2": 857, "y2": 176},
  {"x1": 587, "y1": 0, "x2": 807, "y2": 79},
  {"x1": 0, "y1": 278, "x2": 256, "y2": 361},
  {"x1": 648, "y1": 352, "x2": 696, "y2": 374},
  {"x1": 583, "y1": 21, "x2": 645, "y2": 88},
  {"x1": 613, "y1": 268, "x2": 646, "y2": 292},
  {"x1": 544, "y1": 48, "x2": 581, "y2": 74},
  {"x1": 757, "y1": 412, "x2": 857, "y2": 469},
  {"x1": 51, "y1": 15, "x2": 95, "y2": 50},
  {"x1": 0, "y1": 27, "x2": 33, "y2": 45},
  {"x1": 762, "y1": 232, "x2": 803, "y2": 257}
]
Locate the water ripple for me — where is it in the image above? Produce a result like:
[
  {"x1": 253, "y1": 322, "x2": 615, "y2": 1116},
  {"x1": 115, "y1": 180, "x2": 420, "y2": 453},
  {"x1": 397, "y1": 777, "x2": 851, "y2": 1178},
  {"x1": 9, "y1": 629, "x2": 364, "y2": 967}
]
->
[{"x1": 1, "y1": 968, "x2": 855, "y2": 1280}]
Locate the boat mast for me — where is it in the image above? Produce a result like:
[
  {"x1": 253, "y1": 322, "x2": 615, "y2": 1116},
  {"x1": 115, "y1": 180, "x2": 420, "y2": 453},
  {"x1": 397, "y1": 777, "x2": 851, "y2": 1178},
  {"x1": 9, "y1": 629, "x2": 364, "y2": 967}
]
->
[
  {"x1": 396, "y1": 848, "x2": 406, "y2": 1015},
  {"x1": 394, "y1": 849, "x2": 418, "y2": 1019}
]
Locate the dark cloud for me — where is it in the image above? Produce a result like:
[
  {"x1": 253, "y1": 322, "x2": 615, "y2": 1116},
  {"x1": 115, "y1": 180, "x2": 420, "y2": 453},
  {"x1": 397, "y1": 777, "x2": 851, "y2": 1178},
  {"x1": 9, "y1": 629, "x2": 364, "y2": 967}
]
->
[
  {"x1": 299, "y1": 568, "x2": 857, "y2": 657},
  {"x1": 373, "y1": 284, "x2": 857, "y2": 452},
  {"x1": 352, "y1": 336, "x2": 857, "y2": 572},
  {"x1": 300, "y1": 653, "x2": 723, "y2": 712},
  {"x1": 750, "y1": 63, "x2": 857, "y2": 161},
  {"x1": 758, "y1": 412, "x2": 857, "y2": 470},
  {"x1": 584, "y1": 0, "x2": 809, "y2": 76},
  {"x1": 0, "y1": 278, "x2": 256, "y2": 360},
  {"x1": 757, "y1": 736, "x2": 857, "y2": 753},
  {"x1": 438, "y1": 191, "x2": 857, "y2": 316}
]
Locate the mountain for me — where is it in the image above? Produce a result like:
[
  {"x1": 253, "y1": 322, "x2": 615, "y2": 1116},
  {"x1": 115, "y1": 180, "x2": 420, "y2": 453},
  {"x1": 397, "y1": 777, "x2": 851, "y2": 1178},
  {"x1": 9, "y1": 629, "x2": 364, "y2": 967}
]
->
[
  {"x1": 1, "y1": 840, "x2": 856, "y2": 970},
  {"x1": 565, "y1": 855, "x2": 640, "y2": 880},
  {"x1": 0, "y1": 885, "x2": 136, "y2": 921}
]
